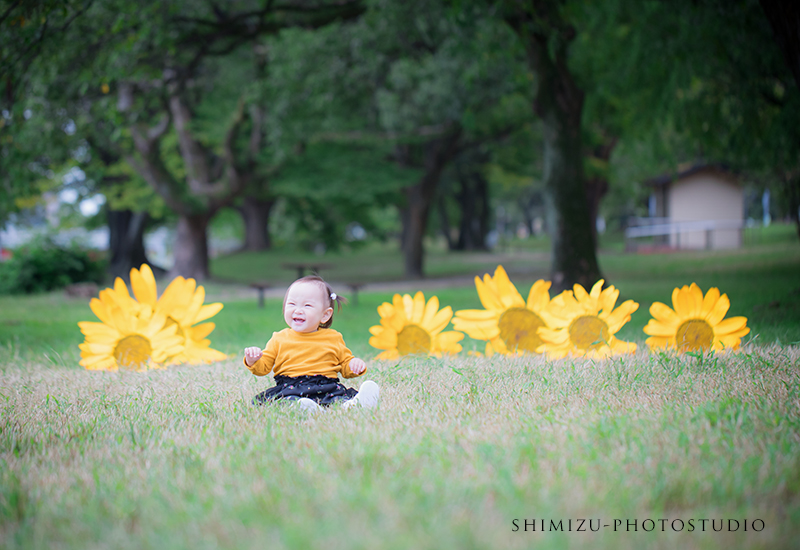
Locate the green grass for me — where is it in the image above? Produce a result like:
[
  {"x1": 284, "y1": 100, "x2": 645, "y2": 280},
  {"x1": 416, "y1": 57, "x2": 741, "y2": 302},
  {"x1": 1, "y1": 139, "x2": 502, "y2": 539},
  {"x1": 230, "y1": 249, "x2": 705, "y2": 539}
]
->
[
  {"x1": 1, "y1": 350, "x2": 799, "y2": 549},
  {"x1": 1, "y1": 234, "x2": 800, "y2": 549},
  {"x1": 209, "y1": 240, "x2": 551, "y2": 286}
]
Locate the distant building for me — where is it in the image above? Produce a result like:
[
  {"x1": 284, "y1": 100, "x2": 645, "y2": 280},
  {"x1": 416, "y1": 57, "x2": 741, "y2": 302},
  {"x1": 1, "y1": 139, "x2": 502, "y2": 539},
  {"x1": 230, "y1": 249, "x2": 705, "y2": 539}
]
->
[{"x1": 628, "y1": 164, "x2": 744, "y2": 250}]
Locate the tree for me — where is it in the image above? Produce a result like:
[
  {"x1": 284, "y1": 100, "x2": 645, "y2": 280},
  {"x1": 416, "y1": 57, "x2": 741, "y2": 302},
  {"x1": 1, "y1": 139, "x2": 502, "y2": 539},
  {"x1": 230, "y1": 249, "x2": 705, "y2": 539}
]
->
[
  {"x1": 573, "y1": 0, "x2": 800, "y2": 238},
  {"x1": 760, "y1": 0, "x2": 800, "y2": 91},
  {"x1": 497, "y1": 0, "x2": 602, "y2": 290},
  {"x1": 37, "y1": 0, "x2": 366, "y2": 279},
  {"x1": 437, "y1": 150, "x2": 493, "y2": 251},
  {"x1": 292, "y1": 0, "x2": 529, "y2": 277}
]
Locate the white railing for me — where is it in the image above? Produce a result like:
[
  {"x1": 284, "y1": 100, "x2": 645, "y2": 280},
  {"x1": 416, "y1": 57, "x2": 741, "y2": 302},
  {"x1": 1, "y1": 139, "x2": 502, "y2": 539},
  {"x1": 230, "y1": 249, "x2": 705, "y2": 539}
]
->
[{"x1": 625, "y1": 219, "x2": 745, "y2": 250}]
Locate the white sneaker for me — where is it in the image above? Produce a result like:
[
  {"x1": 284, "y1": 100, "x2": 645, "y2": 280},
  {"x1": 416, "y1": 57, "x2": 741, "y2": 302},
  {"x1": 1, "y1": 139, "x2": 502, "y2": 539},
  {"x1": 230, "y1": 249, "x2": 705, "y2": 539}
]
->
[
  {"x1": 344, "y1": 380, "x2": 380, "y2": 409},
  {"x1": 295, "y1": 397, "x2": 321, "y2": 412}
]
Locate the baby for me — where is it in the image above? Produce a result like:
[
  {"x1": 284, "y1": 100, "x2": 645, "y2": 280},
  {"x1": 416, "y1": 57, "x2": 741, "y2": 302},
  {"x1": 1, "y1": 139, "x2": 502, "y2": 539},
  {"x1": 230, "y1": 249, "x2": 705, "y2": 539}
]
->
[{"x1": 243, "y1": 275, "x2": 379, "y2": 411}]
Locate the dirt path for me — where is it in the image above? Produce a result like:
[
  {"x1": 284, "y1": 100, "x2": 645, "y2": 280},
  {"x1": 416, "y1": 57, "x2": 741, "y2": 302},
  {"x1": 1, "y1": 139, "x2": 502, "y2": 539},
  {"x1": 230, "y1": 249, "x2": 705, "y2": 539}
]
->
[{"x1": 204, "y1": 263, "x2": 550, "y2": 302}]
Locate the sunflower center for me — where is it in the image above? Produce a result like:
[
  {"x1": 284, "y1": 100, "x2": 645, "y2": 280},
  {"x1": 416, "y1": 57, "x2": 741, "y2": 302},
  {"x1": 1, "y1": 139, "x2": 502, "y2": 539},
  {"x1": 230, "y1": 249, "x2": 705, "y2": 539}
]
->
[
  {"x1": 498, "y1": 307, "x2": 545, "y2": 353},
  {"x1": 113, "y1": 335, "x2": 152, "y2": 369},
  {"x1": 676, "y1": 319, "x2": 714, "y2": 352},
  {"x1": 396, "y1": 324, "x2": 432, "y2": 355},
  {"x1": 165, "y1": 316, "x2": 185, "y2": 339},
  {"x1": 569, "y1": 315, "x2": 610, "y2": 351}
]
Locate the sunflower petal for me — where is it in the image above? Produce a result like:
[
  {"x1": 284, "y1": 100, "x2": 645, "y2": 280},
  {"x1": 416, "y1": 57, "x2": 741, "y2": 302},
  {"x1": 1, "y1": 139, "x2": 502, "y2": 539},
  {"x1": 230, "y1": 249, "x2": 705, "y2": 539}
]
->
[
  {"x1": 688, "y1": 283, "x2": 704, "y2": 317},
  {"x1": 392, "y1": 294, "x2": 408, "y2": 325},
  {"x1": 527, "y1": 279, "x2": 551, "y2": 312},
  {"x1": 645, "y1": 336, "x2": 672, "y2": 349},
  {"x1": 454, "y1": 309, "x2": 498, "y2": 320},
  {"x1": 427, "y1": 306, "x2": 453, "y2": 336},
  {"x1": 493, "y1": 266, "x2": 525, "y2": 308},
  {"x1": 374, "y1": 349, "x2": 399, "y2": 360},
  {"x1": 475, "y1": 275, "x2": 503, "y2": 311},
  {"x1": 156, "y1": 277, "x2": 188, "y2": 313},
  {"x1": 193, "y1": 303, "x2": 223, "y2": 324},
  {"x1": 573, "y1": 283, "x2": 590, "y2": 303},
  {"x1": 599, "y1": 286, "x2": 619, "y2": 314},
  {"x1": 130, "y1": 264, "x2": 158, "y2": 306},
  {"x1": 700, "y1": 287, "x2": 721, "y2": 317},
  {"x1": 643, "y1": 320, "x2": 676, "y2": 337},
  {"x1": 421, "y1": 295, "x2": 440, "y2": 327},
  {"x1": 78, "y1": 321, "x2": 118, "y2": 339},
  {"x1": 609, "y1": 338, "x2": 637, "y2": 355},
  {"x1": 369, "y1": 330, "x2": 397, "y2": 350},
  {"x1": 604, "y1": 300, "x2": 639, "y2": 333},
  {"x1": 411, "y1": 292, "x2": 426, "y2": 324},
  {"x1": 189, "y1": 322, "x2": 215, "y2": 340},
  {"x1": 89, "y1": 297, "x2": 114, "y2": 326},
  {"x1": 377, "y1": 302, "x2": 395, "y2": 319},
  {"x1": 705, "y1": 293, "x2": 730, "y2": 325},
  {"x1": 713, "y1": 316, "x2": 748, "y2": 335},
  {"x1": 649, "y1": 302, "x2": 680, "y2": 325},
  {"x1": 182, "y1": 287, "x2": 206, "y2": 325},
  {"x1": 673, "y1": 286, "x2": 693, "y2": 318},
  {"x1": 402, "y1": 294, "x2": 414, "y2": 320},
  {"x1": 435, "y1": 331, "x2": 464, "y2": 354}
]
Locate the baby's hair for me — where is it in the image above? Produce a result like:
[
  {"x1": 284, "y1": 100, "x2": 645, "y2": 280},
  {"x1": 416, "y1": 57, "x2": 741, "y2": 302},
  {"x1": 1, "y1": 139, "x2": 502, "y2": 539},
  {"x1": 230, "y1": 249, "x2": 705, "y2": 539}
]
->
[{"x1": 284, "y1": 275, "x2": 347, "y2": 329}]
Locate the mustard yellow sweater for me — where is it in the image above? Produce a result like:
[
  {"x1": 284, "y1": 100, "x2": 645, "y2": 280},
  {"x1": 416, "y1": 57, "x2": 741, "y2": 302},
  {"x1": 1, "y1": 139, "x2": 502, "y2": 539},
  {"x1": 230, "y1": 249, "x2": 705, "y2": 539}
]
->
[{"x1": 245, "y1": 328, "x2": 364, "y2": 379}]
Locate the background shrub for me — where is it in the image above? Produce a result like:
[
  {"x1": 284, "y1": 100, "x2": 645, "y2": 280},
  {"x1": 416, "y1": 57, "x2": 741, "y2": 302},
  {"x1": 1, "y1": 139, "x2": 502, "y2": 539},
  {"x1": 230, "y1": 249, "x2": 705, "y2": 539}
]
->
[{"x1": 0, "y1": 238, "x2": 106, "y2": 294}]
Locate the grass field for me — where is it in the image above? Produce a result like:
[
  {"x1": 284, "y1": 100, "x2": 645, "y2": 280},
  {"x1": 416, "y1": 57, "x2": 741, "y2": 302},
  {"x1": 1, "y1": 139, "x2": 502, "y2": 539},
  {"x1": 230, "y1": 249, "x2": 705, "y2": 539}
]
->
[{"x1": 1, "y1": 232, "x2": 799, "y2": 549}]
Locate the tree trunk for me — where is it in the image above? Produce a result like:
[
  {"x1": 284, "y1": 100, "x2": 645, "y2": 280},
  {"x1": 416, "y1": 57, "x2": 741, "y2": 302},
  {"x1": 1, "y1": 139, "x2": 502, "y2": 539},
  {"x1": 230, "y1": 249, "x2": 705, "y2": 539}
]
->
[
  {"x1": 455, "y1": 171, "x2": 490, "y2": 251},
  {"x1": 402, "y1": 186, "x2": 429, "y2": 279},
  {"x1": 455, "y1": 173, "x2": 476, "y2": 250},
  {"x1": 107, "y1": 209, "x2": 164, "y2": 281},
  {"x1": 521, "y1": 192, "x2": 542, "y2": 236},
  {"x1": 759, "y1": 0, "x2": 800, "y2": 91},
  {"x1": 506, "y1": 6, "x2": 602, "y2": 292},
  {"x1": 437, "y1": 196, "x2": 456, "y2": 250},
  {"x1": 584, "y1": 175, "x2": 608, "y2": 249},
  {"x1": 171, "y1": 213, "x2": 211, "y2": 281},
  {"x1": 398, "y1": 128, "x2": 463, "y2": 278},
  {"x1": 539, "y1": 104, "x2": 601, "y2": 291},
  {"x1": 238, "y1": 196, "x2": 275, "y2": 251},
  {"x1": 477, "y1": 172, "x2": 490, "y2": 248},
  {"x1": 784, "y1": 174, "x2": 800, "y2": 240},
  {"x1": 585, "y1": 137, "x2": 617, "y2": 248}
]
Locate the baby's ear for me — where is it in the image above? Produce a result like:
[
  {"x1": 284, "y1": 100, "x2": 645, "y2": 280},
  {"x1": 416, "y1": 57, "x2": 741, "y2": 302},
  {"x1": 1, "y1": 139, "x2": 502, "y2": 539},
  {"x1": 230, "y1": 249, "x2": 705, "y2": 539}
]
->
[{"x1": 322, "y1": 307, "x2": 333, "y2": 322}]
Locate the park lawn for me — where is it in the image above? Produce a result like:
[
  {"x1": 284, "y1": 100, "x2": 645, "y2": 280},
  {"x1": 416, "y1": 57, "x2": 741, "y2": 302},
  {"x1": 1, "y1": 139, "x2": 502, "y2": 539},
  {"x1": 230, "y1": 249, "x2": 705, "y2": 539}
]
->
[
  {"x1": 208, "y1": 241, "x2": 551, "y2": 286},
  {"x1": 1, "y1": 237, "x2": 799, "y2": 548},
  {"x1": 2, "y1": 237, "x2": 799, "y2": 361},
  {"x1": 1, "y1": 349, "x2": 799, "y2": 549}
]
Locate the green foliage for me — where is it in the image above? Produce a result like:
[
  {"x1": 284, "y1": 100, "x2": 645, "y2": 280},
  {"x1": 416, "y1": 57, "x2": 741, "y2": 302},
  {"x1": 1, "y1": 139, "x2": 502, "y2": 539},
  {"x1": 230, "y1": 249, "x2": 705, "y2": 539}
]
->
[
  {"x1": 266, "y1": 142, "x2": 417, "y2": 249},
  {"x1": 572, "y1": 0, "x2": 800, "y2": 195},
  {"x1": 0, "y1": 238, "x2": 106, "y2": 295}
]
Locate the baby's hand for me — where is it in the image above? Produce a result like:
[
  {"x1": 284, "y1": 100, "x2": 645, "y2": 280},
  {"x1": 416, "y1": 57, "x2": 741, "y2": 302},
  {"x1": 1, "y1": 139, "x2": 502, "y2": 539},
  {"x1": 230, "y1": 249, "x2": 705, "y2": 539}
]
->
[
  {"x1": 349, "y1": 357, "x2": 366, "y2": 375},
  {"x1": 243, "y1": 346, "x2": 263, "y2": 366}
]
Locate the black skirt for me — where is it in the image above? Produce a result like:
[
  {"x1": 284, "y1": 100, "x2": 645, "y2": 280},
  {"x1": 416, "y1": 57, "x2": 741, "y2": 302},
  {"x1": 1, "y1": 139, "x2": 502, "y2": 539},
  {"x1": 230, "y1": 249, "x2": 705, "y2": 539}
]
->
[{"x1": 253, "y1": 374, "x2": 358, "y2": 406}]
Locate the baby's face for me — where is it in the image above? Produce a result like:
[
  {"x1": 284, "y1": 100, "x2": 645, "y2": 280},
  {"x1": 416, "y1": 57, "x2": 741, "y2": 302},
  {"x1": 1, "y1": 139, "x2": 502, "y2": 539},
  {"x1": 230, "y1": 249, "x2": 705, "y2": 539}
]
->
[{"x1": 283, "y1": 282, "x2": 332, "y2": 333}]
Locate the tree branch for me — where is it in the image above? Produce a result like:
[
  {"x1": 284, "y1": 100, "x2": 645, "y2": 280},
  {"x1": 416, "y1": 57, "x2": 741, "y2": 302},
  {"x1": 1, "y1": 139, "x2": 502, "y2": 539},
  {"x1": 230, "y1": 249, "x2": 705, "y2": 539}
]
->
[
  {"x1": 0, "y1": 0, "x2": 22, "y2": 27},
  {"x1": 312, "y1": 123, "x2": 452, "y2": 143},
  {"x1": 168, "y1": 93, "x2": 228, "y2": 198}
]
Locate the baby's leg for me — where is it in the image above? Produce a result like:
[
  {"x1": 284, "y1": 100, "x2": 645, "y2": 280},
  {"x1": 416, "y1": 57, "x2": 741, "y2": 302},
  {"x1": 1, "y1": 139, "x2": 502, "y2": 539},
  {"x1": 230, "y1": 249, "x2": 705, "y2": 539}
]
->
[{"x1": 343, "y1": 380, "x2": 380, "y2": 409}]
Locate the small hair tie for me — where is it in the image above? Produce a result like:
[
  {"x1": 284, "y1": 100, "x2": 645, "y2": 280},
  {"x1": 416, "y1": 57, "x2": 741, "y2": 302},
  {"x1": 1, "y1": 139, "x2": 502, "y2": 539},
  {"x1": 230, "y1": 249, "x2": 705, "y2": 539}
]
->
[{"x1": 330, "y1": 292, "x2": 337, "y2": 300}]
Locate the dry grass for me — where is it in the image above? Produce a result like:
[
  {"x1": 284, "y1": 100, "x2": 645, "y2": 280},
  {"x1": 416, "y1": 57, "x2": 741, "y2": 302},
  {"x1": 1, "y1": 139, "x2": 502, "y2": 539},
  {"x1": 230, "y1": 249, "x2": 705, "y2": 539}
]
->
[{"x1": 2, "y1": 346, "x2": 799, "y2": 549}]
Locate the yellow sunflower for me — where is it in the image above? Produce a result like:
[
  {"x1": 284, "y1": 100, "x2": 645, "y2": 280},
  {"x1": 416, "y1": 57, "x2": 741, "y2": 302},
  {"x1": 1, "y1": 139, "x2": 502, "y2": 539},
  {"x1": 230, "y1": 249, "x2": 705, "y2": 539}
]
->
[
  {"x1": 79, "y1": 290, "x2": 183, "y2": 371},
  {"x1": 538, "y1": 280, "x2": 638, "y2": 359},
  {"x1": 368, "y1": 291, "x2": 464, "y2": 360},
  {"x1": 452, "y1": 265, "x2": 554, "y2": 356},
  {"x1": 128, "y1": 264, "x2": 227, "y2": 364},
  {"x1": 643, "y1": 283, "x2": 749, "y2": 352}
]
